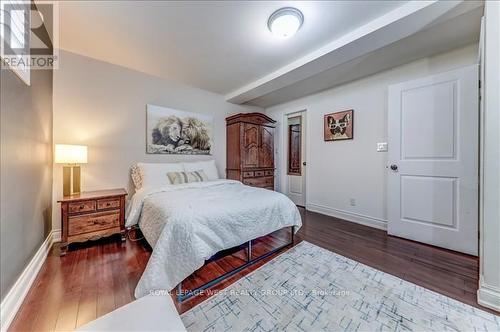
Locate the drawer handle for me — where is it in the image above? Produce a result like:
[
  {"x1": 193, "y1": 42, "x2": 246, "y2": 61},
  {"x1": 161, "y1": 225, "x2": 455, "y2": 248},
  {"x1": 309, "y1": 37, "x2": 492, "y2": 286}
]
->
[
  {"x1": 91, "y1": 218, "x2": 116, "y2": 225},
  {"x1": 79, "y1": 205, "x2": 85, "y2": 210},
  {"x1": 106, "y1": 202, "x2": 111, "y2": 206},
  {"x1": 92, "y1": 220, "x2": 106, "y2": 225}
]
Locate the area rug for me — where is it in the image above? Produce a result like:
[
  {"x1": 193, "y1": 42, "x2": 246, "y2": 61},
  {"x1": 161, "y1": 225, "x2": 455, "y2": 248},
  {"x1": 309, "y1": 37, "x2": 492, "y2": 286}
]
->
[{"x1": 181, "y1": 241, "x2": 499, "y2": 332}]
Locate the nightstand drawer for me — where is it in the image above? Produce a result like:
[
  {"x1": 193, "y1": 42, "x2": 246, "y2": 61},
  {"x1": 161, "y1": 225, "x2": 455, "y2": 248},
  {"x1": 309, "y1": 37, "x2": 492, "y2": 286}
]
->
[
  {"x1": 68, "y1": 211, "x2": 120, "y2": 236},
  {"x1": 68, "y1": 200, "x2": 96, "y2": 214},
  {"x1": 97, "y1": 198, "x2": 121, "y2": 210}
]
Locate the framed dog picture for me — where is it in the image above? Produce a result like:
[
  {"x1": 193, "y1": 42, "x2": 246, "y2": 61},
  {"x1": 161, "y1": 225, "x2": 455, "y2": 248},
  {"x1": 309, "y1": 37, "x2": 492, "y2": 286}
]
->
[
  {"x1": 324, "y1": 109, "x2": 354, "y2": 141},
  {"x1": 146, "y1": 104, "x2": 213, "y2": 154}
]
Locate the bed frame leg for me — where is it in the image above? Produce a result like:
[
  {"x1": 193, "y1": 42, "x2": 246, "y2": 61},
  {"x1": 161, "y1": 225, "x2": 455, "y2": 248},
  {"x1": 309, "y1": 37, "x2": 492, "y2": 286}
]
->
[
  {"x1": 176, "y1": 226, "x2": 296, "y2": 303},
  {"x1": 247, "y1": 240, "x2": 252, "y2": 262}
]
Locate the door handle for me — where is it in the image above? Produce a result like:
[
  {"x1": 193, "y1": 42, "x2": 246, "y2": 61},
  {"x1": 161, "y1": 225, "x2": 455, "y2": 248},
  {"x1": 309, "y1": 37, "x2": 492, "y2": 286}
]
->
[
  {"x1": 390, "y1": 164, "x2": 398, "y2": 171},
  {"x1": 302, "y1": 162, "x2": 307, "y2": 166}
]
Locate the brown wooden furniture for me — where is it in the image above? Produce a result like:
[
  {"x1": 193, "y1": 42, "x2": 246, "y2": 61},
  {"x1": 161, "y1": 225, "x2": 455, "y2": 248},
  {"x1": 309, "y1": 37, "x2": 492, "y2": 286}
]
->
[
  {"x1": 58, "y1": 189, "x2": 127, "y2": 256},
  {"x1": 226, "y1": 113, "x2": 276, "y2": 190}
]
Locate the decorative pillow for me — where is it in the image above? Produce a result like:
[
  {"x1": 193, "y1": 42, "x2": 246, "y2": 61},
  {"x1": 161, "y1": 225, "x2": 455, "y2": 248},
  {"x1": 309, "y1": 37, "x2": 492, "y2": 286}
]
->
[
  {"x1": 182, "y1": 160, "x2": 219, "y2": 181},
  {"x1": 137, "y1": 162, "x2": 184, "y2": 189},
  {"x1": 131, "y1": 165, "x2": 144, "y2": 190},
  {"x1": 167, "y1": 170, "x2": 209, "y2": 185}
]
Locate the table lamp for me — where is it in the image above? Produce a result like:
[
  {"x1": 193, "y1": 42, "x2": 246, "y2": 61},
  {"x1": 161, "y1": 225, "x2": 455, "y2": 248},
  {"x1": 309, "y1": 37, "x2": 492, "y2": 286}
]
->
[{"x1": 55, "y1": 144, "x2": 88, "y2": 196}]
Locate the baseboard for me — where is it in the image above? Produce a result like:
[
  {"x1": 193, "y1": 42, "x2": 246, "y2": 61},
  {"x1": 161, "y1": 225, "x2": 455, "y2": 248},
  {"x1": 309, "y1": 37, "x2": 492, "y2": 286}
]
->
[
  {"x1": 306, "y1": 203, "x2": 388, "y2": 231},
  {"x1": 477, "y1": 276, "x2": 500, "y2": 312},
  {"x1": 0, "y1": 230, "x2": 59, "y2": 331},
  {"x1": 52, "y1": 229, "x2": 61, "y2": 242}
]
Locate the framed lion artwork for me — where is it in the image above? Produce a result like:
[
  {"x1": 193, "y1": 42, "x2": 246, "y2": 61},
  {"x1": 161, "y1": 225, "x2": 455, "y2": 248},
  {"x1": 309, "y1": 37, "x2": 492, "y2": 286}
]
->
[
  {"x1": 324, "y1": 109, "x2": 354, "y2": 141},
  {"x1": 146, "y1": 104, "x2": 213, "y2": 154}
]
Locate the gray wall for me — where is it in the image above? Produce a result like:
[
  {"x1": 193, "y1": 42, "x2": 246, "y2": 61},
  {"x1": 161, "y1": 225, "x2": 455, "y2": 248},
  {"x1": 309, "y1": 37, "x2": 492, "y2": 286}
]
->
[{"x1": 0, "y1": 66, "x2": 53, "y2": 300}]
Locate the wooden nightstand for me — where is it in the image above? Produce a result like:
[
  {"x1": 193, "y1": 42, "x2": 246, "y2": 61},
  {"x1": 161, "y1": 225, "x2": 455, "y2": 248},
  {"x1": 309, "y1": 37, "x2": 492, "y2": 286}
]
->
[{"x1": 58, "y1": 189, "x2": 127, "y2": 256}]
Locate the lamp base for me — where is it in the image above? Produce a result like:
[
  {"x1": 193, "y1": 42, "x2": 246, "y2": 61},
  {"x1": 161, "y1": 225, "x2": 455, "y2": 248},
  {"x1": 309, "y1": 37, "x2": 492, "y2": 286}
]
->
[{"x1": 63, "y1": 165, "x2": 81, "y2": 196}]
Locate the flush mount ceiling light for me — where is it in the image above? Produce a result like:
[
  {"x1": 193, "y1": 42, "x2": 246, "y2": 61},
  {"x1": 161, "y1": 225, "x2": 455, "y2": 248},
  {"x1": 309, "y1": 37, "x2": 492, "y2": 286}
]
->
[{"x1": 268, "y1": 7, "x2": 304, "y2": 39}]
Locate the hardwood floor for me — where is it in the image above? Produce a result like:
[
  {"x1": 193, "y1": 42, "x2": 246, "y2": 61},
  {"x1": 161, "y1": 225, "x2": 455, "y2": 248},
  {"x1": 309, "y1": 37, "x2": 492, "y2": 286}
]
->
[{"x1": 9, "y1": 208, "x2": 487, "y2": 331}]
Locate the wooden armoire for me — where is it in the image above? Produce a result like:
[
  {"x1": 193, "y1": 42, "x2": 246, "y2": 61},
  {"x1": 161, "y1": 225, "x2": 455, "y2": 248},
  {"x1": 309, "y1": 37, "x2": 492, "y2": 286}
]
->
[{"x1": 226, "y1": 113, "x2": 276, "y2": 190}]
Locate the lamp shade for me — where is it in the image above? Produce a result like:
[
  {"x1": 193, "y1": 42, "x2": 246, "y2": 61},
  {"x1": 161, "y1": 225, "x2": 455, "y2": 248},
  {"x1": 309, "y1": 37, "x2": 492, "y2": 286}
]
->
[{"x1": 55, "y1": 144, "x2": 88, "y2": 164}]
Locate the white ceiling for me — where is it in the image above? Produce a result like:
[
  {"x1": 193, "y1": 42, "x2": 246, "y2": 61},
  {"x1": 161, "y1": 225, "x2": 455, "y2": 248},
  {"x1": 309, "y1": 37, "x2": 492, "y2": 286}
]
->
[
  {"x1": 59, "y1": 1, "x2": 483, "y2": 107},
  {"x1": 59, "y1": 0, "x2": 407, "y2": 94},
  {"x1": 248, "y1": 4, "x2": 483, "y2": 107}
]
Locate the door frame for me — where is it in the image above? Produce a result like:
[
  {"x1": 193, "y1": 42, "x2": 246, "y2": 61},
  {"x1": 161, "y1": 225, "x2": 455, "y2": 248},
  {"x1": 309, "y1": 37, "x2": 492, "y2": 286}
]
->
[
  {"x1": 478, "y1": 15, "x2": 486, "y2": 275},
  {"x1": 281, "y1": 110, "x2": 308, "y2": 207},
  {"x1": 476, "y1": 8, "x2": 500, "y2": 312}
]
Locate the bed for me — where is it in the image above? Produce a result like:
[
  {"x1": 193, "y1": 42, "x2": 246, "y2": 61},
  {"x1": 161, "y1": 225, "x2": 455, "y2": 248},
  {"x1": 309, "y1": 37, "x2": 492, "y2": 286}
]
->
[{"x1": 126, "y1": 161, "x2": 302, "y2": 301}]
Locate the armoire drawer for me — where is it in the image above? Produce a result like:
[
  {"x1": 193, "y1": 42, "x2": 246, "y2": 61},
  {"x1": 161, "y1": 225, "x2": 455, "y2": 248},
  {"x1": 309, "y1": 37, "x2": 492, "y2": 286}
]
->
[
  {"x1": 242, "y1": 170, "x2": 274, "y2": 178},
  {"x1": 243, "y1": 176, "x2": 274, "y2": 188}
]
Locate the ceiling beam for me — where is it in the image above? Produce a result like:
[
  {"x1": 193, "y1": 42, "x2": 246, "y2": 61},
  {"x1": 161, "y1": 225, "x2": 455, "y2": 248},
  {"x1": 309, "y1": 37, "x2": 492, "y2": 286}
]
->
[{"x1": 225, "y1": 0, "x2": 480, "y2": 105}]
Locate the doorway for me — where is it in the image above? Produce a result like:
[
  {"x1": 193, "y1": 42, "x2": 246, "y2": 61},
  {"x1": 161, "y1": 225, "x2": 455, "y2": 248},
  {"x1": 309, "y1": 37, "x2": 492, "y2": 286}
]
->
[{"x1": 285, "y1": 111, "x2": 306, "y2": 207}]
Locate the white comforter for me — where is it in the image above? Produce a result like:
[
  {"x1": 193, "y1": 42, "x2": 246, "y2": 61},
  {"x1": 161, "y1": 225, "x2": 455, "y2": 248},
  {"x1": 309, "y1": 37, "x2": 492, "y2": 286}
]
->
[{"x1": 127, "y1": 180, "x2": 302, "y2": 298}]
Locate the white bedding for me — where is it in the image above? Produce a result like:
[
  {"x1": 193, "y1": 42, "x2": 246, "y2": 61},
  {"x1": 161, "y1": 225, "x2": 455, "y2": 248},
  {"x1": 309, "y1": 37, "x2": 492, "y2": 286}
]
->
[{"x1": 128, "y1": 179, "x2": 302, "y2": 298}]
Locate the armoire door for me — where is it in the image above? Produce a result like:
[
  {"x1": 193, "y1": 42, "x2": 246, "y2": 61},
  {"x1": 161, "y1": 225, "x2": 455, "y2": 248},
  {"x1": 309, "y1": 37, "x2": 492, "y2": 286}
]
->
[
  {"x1": 259, "y1": 125, "x2": 274, "y2": 168},
  {"x1": 242, "y1": 123, "x2": 260, "y2": 168}
]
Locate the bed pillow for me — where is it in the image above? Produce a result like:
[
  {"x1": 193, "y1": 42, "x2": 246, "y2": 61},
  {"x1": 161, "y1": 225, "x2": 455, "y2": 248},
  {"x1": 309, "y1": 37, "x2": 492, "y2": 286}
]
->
[
  {"x1": 167, "y1": 170, "x2": 209, "y2": 185},
  {"x1": 130, "y1": 165, "x2": 144, "y2": 190},
  {"x1": 136, "y1": 162, "x2": 184, "y2": 189},
  {"x1": 183, "y1": 160, "x2": 219, "y2": 181}
]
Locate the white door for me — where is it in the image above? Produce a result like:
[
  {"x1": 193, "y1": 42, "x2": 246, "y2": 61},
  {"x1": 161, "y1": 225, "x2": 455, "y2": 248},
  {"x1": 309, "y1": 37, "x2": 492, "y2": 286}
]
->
[
  {"x1": 388, "y1": 65, "x2": 479, "y2": 255},
  {"x1": 286, "y1": 111, "x2": 306, "y2": 206}
]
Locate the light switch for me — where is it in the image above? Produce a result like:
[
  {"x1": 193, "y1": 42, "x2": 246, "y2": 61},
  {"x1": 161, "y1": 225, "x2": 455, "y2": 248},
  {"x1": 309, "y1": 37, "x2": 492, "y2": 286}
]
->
[{"x1": 377, "y1": 142, "x2": 388, "y2": 152}]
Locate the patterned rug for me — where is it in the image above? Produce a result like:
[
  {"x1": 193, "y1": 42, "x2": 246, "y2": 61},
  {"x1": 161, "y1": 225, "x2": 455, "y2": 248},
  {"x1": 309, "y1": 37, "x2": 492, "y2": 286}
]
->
[{"x1": 181, "y1": 241, "x2": 500, "y2": 332}]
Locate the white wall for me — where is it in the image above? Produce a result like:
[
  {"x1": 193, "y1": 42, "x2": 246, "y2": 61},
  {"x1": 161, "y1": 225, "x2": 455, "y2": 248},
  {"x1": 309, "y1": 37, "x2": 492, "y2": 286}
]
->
[
  {"x1": 52, "y1": 50, "x2": 260, "y2": 230},
  {"x1": 478, "y1": 1, "x2": 500, "y2": 312},
  {"x1": 265, "y1": 44, "x2": 477, "y2": 230}
]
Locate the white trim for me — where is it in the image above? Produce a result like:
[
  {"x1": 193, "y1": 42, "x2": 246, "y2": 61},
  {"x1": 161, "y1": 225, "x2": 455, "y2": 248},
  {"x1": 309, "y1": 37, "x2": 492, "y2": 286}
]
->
[
  {"x1": 478, "y1": 15, "x2": 485, "y2": 279},
  {"x1": 478, "y1": 0, "x2": 500, "y2": 314},
  {"x1": 281, "y1": 109, "x2": 307, "y2": 206},
  {"x1": 477, "y1": 276, "x2": 500, "y2": 312},
  {"x1": 306, "y1": 203, "x2": 387, "y2": 231},
  {"x1": 0, "y1": 229, "x2": 59, "y2": 332},
  {"x1": 52, "y1": 229, "x2": 61, "y2": 243}
]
